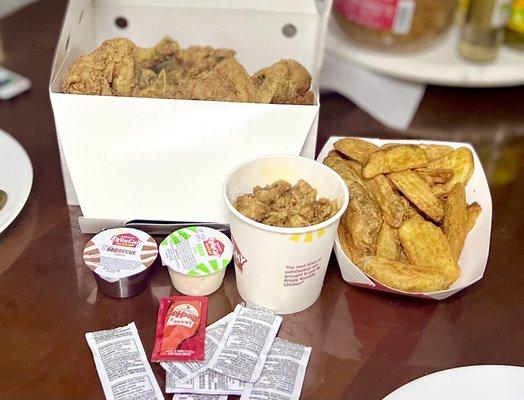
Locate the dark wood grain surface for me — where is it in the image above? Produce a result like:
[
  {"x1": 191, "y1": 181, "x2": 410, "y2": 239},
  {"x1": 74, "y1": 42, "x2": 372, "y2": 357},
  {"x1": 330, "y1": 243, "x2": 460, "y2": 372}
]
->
[{"x1": 0, "y1": 1, "x2": 523, "y2": 399}]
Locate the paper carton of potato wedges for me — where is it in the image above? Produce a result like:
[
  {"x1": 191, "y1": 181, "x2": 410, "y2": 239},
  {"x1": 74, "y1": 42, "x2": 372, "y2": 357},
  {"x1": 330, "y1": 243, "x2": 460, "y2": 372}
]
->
[{"x1": 318, "y1": 136, "x2": 492, "y2": 300}]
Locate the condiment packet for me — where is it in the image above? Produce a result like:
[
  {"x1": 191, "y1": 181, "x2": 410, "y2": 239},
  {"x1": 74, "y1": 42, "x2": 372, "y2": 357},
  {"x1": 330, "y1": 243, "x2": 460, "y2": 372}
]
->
[
  {"x1": 207, "y1": 304, "x2": 283, "y2": 383},
  {"x1": 161, "y1": 315, "x2": 231, "y2": 384},
  {"x1": 240, "y1": 337, "x2": 312, "y2": 400},
  {"x1": 173, "y1": 394, "x2": 227, "y2": 400},
  {"x1": 152, "y1": 296, "x2": 208, "y2": 362},
  {"x1": 85, "y1": 322, "x2": 163, "y2": 400},
  {"x1": 167, "y1": 369, "x2": 245, "y2": 396}
]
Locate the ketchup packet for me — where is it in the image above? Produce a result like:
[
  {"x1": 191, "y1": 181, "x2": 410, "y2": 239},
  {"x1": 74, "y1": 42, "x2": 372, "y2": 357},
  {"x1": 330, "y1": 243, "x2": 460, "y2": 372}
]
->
[{"x1": 151, "y1": 296, "x2": 207, "y2": 362}]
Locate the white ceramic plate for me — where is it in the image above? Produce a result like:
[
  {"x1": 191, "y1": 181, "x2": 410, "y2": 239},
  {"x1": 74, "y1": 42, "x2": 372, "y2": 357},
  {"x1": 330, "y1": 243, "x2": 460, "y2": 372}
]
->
[
  {"x1": 327, "y1": 19, "x2": 524, "y2": 88},
  {"x1": 384, "y1": 365, "x2": 524, "y2": 400},
  {"x1": 0, "y1": 129, "x2": 33, "y2": 234}
]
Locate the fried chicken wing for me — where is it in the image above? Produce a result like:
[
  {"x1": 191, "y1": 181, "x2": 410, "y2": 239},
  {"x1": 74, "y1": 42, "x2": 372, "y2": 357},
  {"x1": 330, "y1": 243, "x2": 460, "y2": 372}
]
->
[
  {"x1": 252, "y1": 59, "x2": 314, "y2": 105},
  {"x1": 169, "y1": 57, "x2": 256, "y2": 102},
  {"x1": 166, "y1": 46, "x2": 236, "y2": 83},
  {"x1": 62, "y1": 38, "x2": 141, "y2": 96},
  {"x1": 137, "y1": 36, "x2": 180, "y2": 70}
]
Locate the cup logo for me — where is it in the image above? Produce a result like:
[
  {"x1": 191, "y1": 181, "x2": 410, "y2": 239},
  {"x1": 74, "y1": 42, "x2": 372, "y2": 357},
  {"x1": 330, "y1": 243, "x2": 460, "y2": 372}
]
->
[
  {"x1": 111, "y1": 233, "x2": 141, "y2": 248},
  {"x1": 166, "y1": 304, "x2": 199, "y2": 328},
  {"x1": 204, "y1": 237, "x2": 225, "y2": 257},
  {"x1": 232, "y1": 237, "x2": 247, "y2": 272}
]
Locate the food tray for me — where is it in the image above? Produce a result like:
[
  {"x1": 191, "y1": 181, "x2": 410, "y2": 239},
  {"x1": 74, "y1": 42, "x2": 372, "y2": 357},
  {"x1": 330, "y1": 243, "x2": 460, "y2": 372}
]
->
[{"x1": 317, "y1": 136, "x2": 492, "y2": 300}]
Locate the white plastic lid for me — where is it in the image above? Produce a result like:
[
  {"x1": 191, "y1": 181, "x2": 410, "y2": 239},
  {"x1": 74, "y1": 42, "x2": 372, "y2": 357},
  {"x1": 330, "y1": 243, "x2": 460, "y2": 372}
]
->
[
  {"x1": 83, "y1": 228, "x2": 158, "y2": 280},
  {"x1": 160, "y1": 226, "x2": 233, "y2": 276}
]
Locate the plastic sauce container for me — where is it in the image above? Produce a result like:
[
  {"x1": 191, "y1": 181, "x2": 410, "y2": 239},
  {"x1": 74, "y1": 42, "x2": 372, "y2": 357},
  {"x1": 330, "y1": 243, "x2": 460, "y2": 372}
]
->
[
  {"x1": 83, "y1": 228, "x2": 159, "y2": 298},
  {"x1": 160, "y1": 226, "x2": 233, "y2": 296}
]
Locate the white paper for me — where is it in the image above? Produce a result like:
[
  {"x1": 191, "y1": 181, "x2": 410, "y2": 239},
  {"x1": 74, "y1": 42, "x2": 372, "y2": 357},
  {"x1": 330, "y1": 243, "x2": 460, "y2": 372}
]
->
[
  {"x1": 173, "y1": 395, "x2": 227, "y2": 400},
  {"x1": 208, "y1": 305, "x2": 282, "y2": 383},
  {"x1": 161, "y1": 314, "x2": 232, "y2": 386},
  {"x1": 85, "y1": 322, "x2": 164, "y2": 400},
  {"x1": 240, "y1": 337, "x2": 312, "y2": 400},
  {"x1": 320, "y1": 50, "x2": 425, "y2": 130},
  {"x1": 167, "y1": 369, "x2": 244, "y2": 396}
]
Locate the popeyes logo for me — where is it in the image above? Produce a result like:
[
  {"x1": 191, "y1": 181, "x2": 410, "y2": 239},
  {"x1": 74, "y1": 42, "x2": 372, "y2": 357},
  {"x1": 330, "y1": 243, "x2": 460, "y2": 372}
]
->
[
  {"x1": 111, "y1": 233, "x2": 141, "y2": 248},
  {"x1": 166, "y1": 304, "x2": 199, "y2": 328},
  {"x1": 232, "y1": 237, "x2": 247, "y2": 272},
  {"x1": 204, "y1": 237, "x2": 225, "y2": 257}
]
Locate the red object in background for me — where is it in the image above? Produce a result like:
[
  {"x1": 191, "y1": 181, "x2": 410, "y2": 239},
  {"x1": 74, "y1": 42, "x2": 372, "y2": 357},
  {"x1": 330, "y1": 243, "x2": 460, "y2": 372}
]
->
[{"x1": 151, "y1": 296, "x2": 208, "y2": 362}]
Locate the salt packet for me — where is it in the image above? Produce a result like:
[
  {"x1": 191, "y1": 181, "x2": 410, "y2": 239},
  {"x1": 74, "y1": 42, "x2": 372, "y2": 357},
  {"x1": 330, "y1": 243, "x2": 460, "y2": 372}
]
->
[
  {"x1": 161, "y1": 314, "x2": 231, "y2": 384},
  {"x1": 208, "y1": 304, "x2": 283, "y2": 383},
  {"x1": 173, "y1": 394, "x2": 227, "y2": 400},
  {"x1": 240, "y1": 337, "x2": 312, "y2": 400},
  {"x1": 85, "y1": 322, "x2": 164, "y2": 400},
  {"x1": 167, "y1": 368, "x2": 244, "y2": 396}
]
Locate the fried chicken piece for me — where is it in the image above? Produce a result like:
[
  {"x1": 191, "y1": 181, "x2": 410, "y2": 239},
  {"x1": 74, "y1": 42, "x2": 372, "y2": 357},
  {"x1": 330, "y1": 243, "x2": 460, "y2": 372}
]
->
[
  {"x1": 235, "y1": 179, "x2": 339, "y2": 227},
  {"x1": 252, "y1": 59, "x2": 314, "y2": 105},
  {"x1": 169, "y1": 57, "x2": 256, "y2": 102},
  {"x1": 136, "y1": 69, "x2": 168, "y2": 98},
  {"x1": 166, "y1": 46, "x2": 236, "y2": 83},
  {"x1": 62, "y1": 38, "x2": 141, "y2": 96},
  {"x1": 235, "y1": 194, "x2": 270, "y2": 222},
  {"x1": 62, "y1": 37, "x2": 179, "y2": 96},
  {"x1": 137, "y1": 36, "x2": 180, "y2": 70}
]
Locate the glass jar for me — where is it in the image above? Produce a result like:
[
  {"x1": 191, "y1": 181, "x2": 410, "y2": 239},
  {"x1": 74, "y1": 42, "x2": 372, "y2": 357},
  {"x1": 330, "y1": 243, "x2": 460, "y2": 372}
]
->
[{"x1": 334, "y1": 0, "x2": 457, "y2": 52}]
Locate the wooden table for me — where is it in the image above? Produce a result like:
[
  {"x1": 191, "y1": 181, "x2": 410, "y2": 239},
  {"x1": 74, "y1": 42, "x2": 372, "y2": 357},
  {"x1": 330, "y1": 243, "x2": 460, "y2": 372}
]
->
[{"x1": 1, "y1": 1, "x2": 523, "y2": 399}]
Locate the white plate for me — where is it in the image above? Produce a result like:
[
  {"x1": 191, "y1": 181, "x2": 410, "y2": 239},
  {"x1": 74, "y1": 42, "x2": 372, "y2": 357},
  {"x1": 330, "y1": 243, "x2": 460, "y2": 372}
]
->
[
  {"x1": 0, "y1": 129, "x2": 33, "y2": 234},
  {"x1": 384, "y1": 365, "x2": 524, "y2": 400},
  {"x1": 318, "y1": 136, "x2": 492, "y2": 300},
  {"x1": 327, "y1": 19, "x2": 524, "y2": 87}
]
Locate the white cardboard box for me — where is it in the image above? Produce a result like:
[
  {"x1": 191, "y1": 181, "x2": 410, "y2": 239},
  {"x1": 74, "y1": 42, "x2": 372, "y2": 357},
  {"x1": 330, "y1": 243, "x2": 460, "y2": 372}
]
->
[
  {"x1": 317, "y1": 136, "x2": 493, "y2": 300},
  {"x1": 49, "y1": 0, "x2": 332, "y2": 230}
]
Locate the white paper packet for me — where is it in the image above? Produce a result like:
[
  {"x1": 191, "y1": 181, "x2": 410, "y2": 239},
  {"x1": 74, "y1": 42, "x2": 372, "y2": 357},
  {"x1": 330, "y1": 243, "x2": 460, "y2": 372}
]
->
[
  {"x1": 173, "y1": 394, "x2": 227, "y2": 400},
  {"x1": 85, "y1": 322, "x2": 164, "y2": 400},
  {"x1": 161, "y1": 314, "x2": 231, "y2": 385},
  {"x1": 240, "y1": 337, "x2": 312, "y2": 400},
  {"x1": 208, "y1": 304, "x2": 283, "y2": 383},
  {"x1": 167, "y1": 368, "x2": 244, "y2": 395}
]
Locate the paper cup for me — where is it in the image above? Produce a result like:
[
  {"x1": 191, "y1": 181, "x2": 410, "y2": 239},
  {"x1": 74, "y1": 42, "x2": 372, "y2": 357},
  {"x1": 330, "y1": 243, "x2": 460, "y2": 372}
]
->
[{"x1": 223, "y1": 155, "x2": 349, "y2": 314}]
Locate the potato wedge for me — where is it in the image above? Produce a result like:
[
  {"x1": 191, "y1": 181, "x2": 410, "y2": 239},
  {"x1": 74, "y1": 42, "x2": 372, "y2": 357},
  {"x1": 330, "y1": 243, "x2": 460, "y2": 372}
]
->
[
  {"x1": 415, "y1": 167, "x2": 454, "y2": 185},
  {"x1": 419, "y1": 144, "x2": 454, "y2": 161},
  {"x1": 334, "y1": 137, "x2": 379, "y2": 163},
  {"x1": 324, "y1": 151, "x2": 367, "y2": 189},
  {"x1": 431, "y1": 183, "x2": 449, "y2": 199},
  {"x1": 326, "y1": 151, "x2": 382, "y2": 262},
  {"x1": 427, "y1": 147, "x2": 474, "y2": 191},
  {"x1": 363, "y1": 145, "x2": 428, "y2": 179},
  {"x1": 377, "y1": 223, "x2": 401, "y2": 260},
  {"x1": 389, "y1": 170, "x2": 444, "y2": 222},
  {"x1": 365, "y1": 174, "x2": 406, "y2": 228},
  {"x1": 442, "y1": 183, "x2": 468, "y2": 260},
  {"x1": 399, "y1": 217, "x2": 460, "y2": 286},
  {"x1": 359, "y1": 256, "x2": 447, "y2": 292},
  {"x1": 466, "y1": 202, "x2": 482, "y2": 232}
]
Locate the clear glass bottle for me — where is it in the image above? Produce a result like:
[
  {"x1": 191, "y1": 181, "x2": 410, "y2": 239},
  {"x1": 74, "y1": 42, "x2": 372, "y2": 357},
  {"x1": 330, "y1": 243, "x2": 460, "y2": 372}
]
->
[{"x1": 459, "y1": 0, "x2": 512, "y2": 62}]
